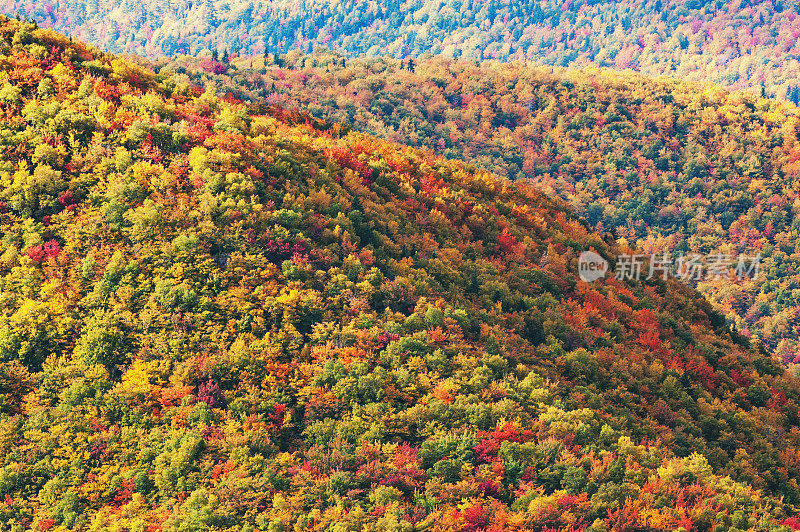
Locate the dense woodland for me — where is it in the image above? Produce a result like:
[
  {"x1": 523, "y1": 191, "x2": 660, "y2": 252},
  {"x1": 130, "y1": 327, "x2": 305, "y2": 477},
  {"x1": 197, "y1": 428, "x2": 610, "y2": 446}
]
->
[
  {"x1": 4, "y1": 0, "x2": 800, "y2": 100},
  {"x1": 2, "y1": 17, "x2": 800, "y2": 530},
  {"x1": 152, "y1": 50, "x2": 800, "y2": 366}
]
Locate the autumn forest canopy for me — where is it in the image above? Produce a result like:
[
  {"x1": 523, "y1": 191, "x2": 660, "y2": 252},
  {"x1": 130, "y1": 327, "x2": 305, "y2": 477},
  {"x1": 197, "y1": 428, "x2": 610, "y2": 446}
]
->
[
  {"x1": 158, "y1": 48, "x2": 800, "y2": 367},
  {"x1": 10, "y1": 0, "x2": 800, "y2": 367},
  {"x1": 1, "y1": 16, "x2": 800, "y2": 532},
  {"x1": 4, "y1": 0, "x2": 800, "y2": 101}
]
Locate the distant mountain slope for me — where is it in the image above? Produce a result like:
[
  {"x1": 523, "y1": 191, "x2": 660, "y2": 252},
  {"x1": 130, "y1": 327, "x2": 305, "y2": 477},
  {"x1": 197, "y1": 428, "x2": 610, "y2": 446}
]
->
[
  {"x1": 155, "y1": 51, "x2": 800, "y2": 364},
  {"x1": 4, "y1": 0, "x2": 800, "y2": 100},
  {"x1": 2, "y1": 17, "x2": 800, "y2": 530}
]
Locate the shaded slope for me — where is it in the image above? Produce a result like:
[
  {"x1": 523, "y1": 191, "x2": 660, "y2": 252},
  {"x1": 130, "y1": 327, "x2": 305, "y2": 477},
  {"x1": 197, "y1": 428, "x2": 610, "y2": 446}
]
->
[{"x1": 160, "y1": 51, "x2": 800, "y2": 364}]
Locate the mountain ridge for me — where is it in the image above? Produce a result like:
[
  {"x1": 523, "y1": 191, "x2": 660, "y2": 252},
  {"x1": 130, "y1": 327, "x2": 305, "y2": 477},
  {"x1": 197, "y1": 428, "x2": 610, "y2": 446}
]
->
[
  {"x1": 4, "y1": 0, "x2": 800, "y2": 101},
  {"x1": 153, "y1": 50, "x2": 800, "y2": 365}
]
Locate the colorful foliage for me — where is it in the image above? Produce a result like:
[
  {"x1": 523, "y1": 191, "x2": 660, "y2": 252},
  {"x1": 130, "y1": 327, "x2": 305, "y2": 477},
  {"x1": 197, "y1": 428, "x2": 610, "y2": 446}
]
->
[
  {"x1": 6, "y1": 0, "x2": 800, "y2": 99},
  {"x1": 0, "y1": 17, "x2": 798, "y2": 531},
  {"x1": 163, "y1": 50, "x2": 800, "y2": 363}
]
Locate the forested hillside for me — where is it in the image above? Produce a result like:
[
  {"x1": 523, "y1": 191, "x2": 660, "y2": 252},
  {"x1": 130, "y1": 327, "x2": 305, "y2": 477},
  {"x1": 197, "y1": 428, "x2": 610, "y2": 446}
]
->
[
  {"x1": 2, "y1": 17, "x2": 800, "y2": 530},
  {"x1": 154, "y1": 51, "x2": 800, "y2": 365},
  {"x1": 4, "y1": 0, "x2": 800, "y2": 100}
]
